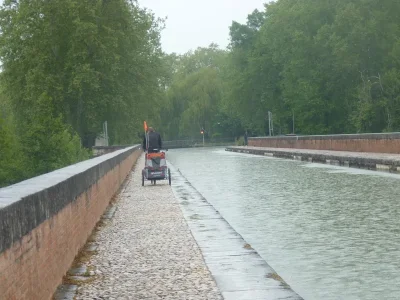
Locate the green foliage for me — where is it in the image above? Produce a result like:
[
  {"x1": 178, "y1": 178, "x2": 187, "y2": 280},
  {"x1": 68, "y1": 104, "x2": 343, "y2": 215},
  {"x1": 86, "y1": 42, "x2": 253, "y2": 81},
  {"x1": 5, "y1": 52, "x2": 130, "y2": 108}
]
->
[
  {"x1": 20, "y1": 93, "x2": 89, "y2": 176},
  {"x1": 160, "y1": 1, "x2": 400, "y2": 139},
  {"x1": 224, "y1": 0, "x2": 400, "y2": 135},
  {"x1": 0, "y1": 0, "x2": 162, "y2": 187},
  {"x1": 235, "y1": 136, "x2": 245, "y2": 146},
  {"x1": 0, "y1": 0, "x2": 163, "y2": 147},
  {"x1": 160, "y1": 45, "x2": 246, "y2": 140},
  {"x1": 0, "y1": 115, "x2": 24, "y2": 187},
  {"x1": 0, "y1": 90, "x2": 25, "y2": 186}
]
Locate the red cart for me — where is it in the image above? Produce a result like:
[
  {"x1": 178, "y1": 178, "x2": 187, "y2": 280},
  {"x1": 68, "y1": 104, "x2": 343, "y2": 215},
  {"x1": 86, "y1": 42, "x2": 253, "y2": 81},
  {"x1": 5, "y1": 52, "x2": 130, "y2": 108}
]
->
[{"x1": 142, "y1": 151, "x2": 171, "y2": 186}]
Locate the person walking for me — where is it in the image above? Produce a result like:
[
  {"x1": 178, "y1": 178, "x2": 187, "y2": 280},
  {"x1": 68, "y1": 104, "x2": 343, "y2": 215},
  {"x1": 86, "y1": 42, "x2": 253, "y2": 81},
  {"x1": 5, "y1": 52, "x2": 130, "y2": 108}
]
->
[
  {"x1": 244, "y1": 131, "x2": 248, "y2": 146},
  {"x1": 143, "y1": 127, "x2": 162, "y2": 153}
]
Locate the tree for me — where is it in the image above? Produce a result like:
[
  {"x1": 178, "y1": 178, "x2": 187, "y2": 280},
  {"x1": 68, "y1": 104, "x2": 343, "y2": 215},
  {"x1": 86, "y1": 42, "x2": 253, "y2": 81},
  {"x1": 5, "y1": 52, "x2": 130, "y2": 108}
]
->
[
  {"x1": 0, "y1": 90, "x2": 25, "y2": 186},
  {"x1": 225, "y1": 0, "x2": 400, "y2": 135},
  {"x1": 160, "y1": 45, "x2": 239, "y2": 140},
  {"x1": 0, "y1": 0, "x2": 163, "y2": 186}
]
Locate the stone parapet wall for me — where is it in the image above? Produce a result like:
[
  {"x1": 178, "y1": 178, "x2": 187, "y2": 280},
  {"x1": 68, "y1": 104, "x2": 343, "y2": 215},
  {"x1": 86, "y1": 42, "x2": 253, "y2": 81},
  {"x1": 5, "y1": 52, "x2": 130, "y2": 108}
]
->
[
  {"x1": 92, "y1": 145, "x2": 131, "y2": 157},
  {"x1": 249, "y1": 133, "x2": 400, "y2": 154},
  {"x1": 0, "y1": 146, "x2": 141, "y2": 299}
]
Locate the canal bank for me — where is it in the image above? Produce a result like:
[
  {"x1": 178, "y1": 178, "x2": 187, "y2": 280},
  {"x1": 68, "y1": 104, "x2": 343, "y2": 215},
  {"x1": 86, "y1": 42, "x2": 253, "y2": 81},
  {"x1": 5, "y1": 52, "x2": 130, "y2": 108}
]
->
[{"x1": 226, "y1": 146, "x2": 400, "y2": 172}]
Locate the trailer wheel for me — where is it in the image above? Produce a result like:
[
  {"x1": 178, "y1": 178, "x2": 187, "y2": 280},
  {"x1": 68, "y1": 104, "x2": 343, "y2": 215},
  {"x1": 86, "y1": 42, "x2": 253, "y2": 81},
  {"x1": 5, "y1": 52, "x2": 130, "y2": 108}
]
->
[{"x1": 168, "y1": 169, "x2": 171, "y2": 186}]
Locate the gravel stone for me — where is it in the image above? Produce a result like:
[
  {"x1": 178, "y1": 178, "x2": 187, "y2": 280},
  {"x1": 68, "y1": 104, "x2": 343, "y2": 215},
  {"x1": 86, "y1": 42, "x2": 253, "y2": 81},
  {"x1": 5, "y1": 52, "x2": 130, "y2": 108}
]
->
[{"x1": 75, "y1": 155, "x2": 222, "y2": 300}]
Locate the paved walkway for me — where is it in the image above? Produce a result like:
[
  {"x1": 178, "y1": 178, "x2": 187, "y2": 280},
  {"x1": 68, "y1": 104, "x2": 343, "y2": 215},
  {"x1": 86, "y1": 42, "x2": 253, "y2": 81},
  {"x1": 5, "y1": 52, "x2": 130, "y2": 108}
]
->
[{"x1": 75, "y1": 155, "x2": 222, "y2": 300}]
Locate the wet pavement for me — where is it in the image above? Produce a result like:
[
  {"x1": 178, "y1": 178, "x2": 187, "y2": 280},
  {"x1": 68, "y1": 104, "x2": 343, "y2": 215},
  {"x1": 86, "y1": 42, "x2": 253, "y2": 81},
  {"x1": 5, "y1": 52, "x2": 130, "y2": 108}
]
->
[
  {"x1": 170, "y1": 165, "x2": 302, "y2": 300},
  {"x1": 74, "y1": 155, "x2": 221, "y2": 300}
]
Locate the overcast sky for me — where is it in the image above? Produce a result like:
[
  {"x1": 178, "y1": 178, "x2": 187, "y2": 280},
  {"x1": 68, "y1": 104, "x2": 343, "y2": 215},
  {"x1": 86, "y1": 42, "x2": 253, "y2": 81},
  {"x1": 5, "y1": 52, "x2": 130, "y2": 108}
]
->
[
  {"x1": 139, "y1": 0, "x2": 268, "y2": 54},
  {"x1": 0, "y1": 0, "x2": 268, "y2": 54}
]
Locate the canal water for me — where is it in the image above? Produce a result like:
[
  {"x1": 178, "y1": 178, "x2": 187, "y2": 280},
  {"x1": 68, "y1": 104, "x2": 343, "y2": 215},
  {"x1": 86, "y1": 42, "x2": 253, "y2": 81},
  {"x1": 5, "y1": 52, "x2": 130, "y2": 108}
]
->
[{"x1": 167, "y1": 148, "x2": 400, "y2": 300}]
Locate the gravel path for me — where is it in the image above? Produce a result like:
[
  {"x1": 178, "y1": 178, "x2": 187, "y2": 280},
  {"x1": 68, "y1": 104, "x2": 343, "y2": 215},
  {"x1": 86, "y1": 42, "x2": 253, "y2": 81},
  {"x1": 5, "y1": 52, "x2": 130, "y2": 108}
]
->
[{"x1": 75, "y1": 155, "x2": 222, "y2": 300}]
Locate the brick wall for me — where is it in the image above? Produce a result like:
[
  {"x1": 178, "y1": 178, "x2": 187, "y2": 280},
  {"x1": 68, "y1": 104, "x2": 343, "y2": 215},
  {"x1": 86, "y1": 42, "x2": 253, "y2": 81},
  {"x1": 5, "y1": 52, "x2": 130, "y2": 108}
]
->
[
  {"x1": 0, "y1": 146, "x2": 141, "y2": 300},
  {"x1": 249, "y1": 133, "x2": 400, "y2": 154}
]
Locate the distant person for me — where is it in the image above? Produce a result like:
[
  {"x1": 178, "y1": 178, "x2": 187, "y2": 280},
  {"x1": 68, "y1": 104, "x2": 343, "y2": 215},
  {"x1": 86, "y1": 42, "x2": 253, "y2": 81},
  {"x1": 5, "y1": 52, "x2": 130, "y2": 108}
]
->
[
  {"x1": 143, "y1": 127, "x2": 162, "y2": 153},
  {"x1": 244, "y1": 131, "x2": 248, "y2": 146}
]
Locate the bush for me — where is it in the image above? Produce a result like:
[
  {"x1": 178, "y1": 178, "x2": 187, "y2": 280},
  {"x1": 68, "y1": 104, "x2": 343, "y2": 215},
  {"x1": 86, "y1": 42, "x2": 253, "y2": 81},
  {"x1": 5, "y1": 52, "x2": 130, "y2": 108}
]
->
[
  {"x1": 0, "y1": 94, "x2": 90, "y2": 187},
  {"x1": 235, "y1": 136, "x2": 245, "y2": 146},
  {"x1": 22, "y1": 112, "x2": 90, "y2": 176},
  {"x1": 0, "y1": 117, "x2": 25, "y2": 187}
]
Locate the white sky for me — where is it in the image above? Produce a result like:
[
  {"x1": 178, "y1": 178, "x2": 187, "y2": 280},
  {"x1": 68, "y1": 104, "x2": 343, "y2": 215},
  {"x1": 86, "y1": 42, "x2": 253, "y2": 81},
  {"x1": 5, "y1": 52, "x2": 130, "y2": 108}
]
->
[
  {"x1": 0, "y1": 0, "x2": 268, "y2": 54},
  {"x1": 139, "y1": 0, "x2": 268, "y2": 54}
]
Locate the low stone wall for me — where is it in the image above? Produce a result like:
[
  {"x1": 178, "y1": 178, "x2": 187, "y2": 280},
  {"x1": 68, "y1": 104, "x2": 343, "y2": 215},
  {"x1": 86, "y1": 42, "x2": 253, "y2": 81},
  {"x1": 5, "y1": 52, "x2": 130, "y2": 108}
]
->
[
  {"x1": 226, "y1": 146, "x2": 400, "y2": 172},
  {"x1": 249, "y1": 133, "x2": 400, "y2": 154},
  {"x1": 0, "y1": 146, "x2": 141, "y2": 300},
  {"x1": 92, "y1": 145, "x2": 131, "y2": 157},
  {"x1": 163, "y1": 139, "x2": 235, "y2": 149}
]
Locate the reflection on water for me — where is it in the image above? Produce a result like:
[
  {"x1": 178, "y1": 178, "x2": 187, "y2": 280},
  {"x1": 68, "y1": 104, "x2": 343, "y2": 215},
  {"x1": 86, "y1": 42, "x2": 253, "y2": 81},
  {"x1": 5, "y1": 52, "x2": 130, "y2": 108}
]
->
[{"x1": 167, "y1": 148, "x2": 400, "y2": 300}]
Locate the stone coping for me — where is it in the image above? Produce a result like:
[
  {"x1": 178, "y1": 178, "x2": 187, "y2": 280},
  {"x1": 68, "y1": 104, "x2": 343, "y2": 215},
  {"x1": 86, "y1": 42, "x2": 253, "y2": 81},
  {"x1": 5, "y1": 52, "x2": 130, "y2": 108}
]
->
[
  {"x1": 226, "y1": 146, "x2": 400, "y2": 171},
  {"x1": 249, "y1": 132, "x2": 400, "y2": 141},
  {"x1": 0, "y1": 145, "x2": 140, "y2": 254}
]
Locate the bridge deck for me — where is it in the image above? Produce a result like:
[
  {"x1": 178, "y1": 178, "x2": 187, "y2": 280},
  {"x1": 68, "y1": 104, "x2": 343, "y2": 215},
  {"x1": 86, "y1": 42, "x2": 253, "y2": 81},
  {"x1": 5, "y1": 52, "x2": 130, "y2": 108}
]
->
[
  {"x1": 71, "y1": 154, "x2": 302, "y2": 299},
  {"x1": 75, "y1": 155, "x2": 221, "y2": 299}
]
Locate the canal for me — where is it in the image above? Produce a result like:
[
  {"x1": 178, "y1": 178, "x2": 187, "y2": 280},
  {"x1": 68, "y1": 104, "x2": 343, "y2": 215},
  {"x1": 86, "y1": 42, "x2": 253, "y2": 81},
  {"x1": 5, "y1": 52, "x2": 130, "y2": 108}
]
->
[{"x1": 167, "y1": 147, "x2": 400, "y2": 300}]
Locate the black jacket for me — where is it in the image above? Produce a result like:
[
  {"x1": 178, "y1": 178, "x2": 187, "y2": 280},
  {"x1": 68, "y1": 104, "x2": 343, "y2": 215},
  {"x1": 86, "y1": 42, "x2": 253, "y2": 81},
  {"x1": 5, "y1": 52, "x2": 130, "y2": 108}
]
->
[{"x1": 143, "y1": 131, "x2": 162, "y2": 150}]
